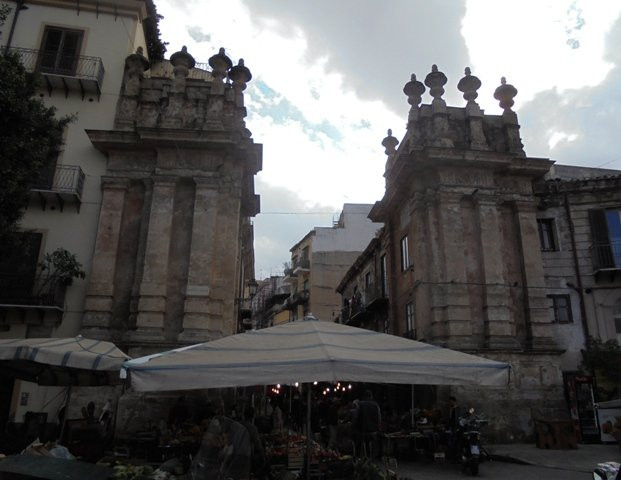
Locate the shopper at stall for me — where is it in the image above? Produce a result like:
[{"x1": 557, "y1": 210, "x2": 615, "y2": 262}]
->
[
  {"x1": 241, "y1": 406, "x2": 267, "y2": 480},
  {"x1": 168, "y1": 396, "x2": 190, "y2": 428},
  {"x1": 190, "y1": 401, "x2": 251, "y2": 480},
  {"x1": 447, "y1": 396, "x2": 459, "y2": 433},
  {"x1": 327, "y1": 397, "x2": 340, "y2": 450},
  {"x1": 353, "y1": 390, "x2": 381, "y2": 458}
]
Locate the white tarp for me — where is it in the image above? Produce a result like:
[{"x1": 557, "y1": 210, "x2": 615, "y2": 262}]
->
[
  {"x1": 0, "y1": 336, "x2": 130, "y2": 386},
  {"x1": 123, "y1": 319, "x2": 510, "y2": 391}
]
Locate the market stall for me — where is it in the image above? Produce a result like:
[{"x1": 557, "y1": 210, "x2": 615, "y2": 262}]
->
[
  {"x1": 122, "y1": 317, "x2": 510, "y2": 479},
  {"x1": 0, "y1": 336, "x2": 130, "y2": 473},
  {"x1": 0, "y1": 336, "x2": 130, "y2": 387}
]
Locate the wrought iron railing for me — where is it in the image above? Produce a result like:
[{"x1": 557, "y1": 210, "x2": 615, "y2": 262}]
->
[
  {"x1": 0, "y1": 273, "x2": 67, "y2": 308},
  {"x1": 591, "y1": 242, "x2": 621, "y2": 270},
  {"x1": 31, "y1": 165, "x2": 85, "y2": 199},
  {"x1": 365, "y1": 283, "x2": 388, "y2": 307},
  {"x1": 292, "y1": 290, "x2": 310, "y2": 305},
  {"x1": 237, "y1": 298, "x2": 253, "y2": 318},
  {"x1": 293, "y1": 257, "x2": 310, "y2": 271},
  {"x1": 7, "y1": 47, "x2": 105, "y2": 85}
]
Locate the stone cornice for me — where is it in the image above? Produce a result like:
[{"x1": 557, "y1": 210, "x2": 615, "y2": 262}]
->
[
  {"x1": 86, "y1": 128, "x2": 261, "y2": 156},
  {"x1": 377, "y1": 147, "x2": 553, "y2": 215},
  {"x1": 533, "y1": 174, "x2": 621, "y2": 195},
  {"x1": 27, "y1": 0, "x2": 147, "y2": 20}
]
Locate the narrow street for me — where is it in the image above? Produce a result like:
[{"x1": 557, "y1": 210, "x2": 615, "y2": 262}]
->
[{"x1": 399, "y1": 460, "x2": 590, "y2": 479}]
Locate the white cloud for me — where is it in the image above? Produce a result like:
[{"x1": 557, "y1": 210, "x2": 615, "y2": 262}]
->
[
  {"x1": 155, "y1": 0, "x2": 621, "y2": 277},
  {"x1": 547, "y1": 131, "x2": 578, "y2": 150},
  {"x1": 462, "y1": 0, "x2": 621, "y2": 110}
]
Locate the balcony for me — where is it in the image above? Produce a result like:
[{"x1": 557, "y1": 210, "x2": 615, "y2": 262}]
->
[
  {"x1": 591, "y1": 242, "x2": 621, "y2": 281},
  {"x1": 30, "y1": 165, "x2": 85, "y2": 212},
  {"x1": 341, "y1": 294, "x2": 371, "y2": 326},
  {"x1": 0, "y1": 273, "x2": 67, "y2": 323},
  {"x1": 365, "y1": 283, "x2": 389, "y2": 310},
  {"x1": 283, "y1": 267, "x2": 297, "y2": 283},
  {"x1": 292, "y1": 257, "x2": 310, "y2": 275},
  {"x1": 237, "y1": 298, "x2": 253, "y2": 319},
  {"x1": 8, "y1": 47, "x2": 105, "y2": 99},
  {"x1": 292, "y1": 290, "x2": 310, "y2": 306}
]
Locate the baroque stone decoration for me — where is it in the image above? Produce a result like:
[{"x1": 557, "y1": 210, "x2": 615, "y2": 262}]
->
[
  {"x1": 81, "y1": 46, "x2": 262, "y2": 355},
  {"x1": 368, "y1": 68, "x2": 566, "y2": 441}
]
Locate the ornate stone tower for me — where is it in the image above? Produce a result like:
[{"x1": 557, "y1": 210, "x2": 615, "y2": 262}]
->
[
  {"x1": 81, "y1": 46, "x2": 261, "y2": 355},
  {"x1": 370, "y1": 66, "x2": 564, "y2": 440}
]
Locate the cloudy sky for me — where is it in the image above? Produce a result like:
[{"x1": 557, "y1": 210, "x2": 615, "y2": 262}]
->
[{"x1": 156, "y1": 0, "x2": 621, "y2": 279}]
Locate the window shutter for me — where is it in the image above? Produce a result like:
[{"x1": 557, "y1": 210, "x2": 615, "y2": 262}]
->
[{"x1": 588, "y1": 209, "x2": 613, "y2": 268}]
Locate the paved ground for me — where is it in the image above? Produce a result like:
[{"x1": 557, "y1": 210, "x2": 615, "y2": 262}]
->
[
  {"x1": 488, "y1": 443, "x2": 620, "y2": 473},
  {"x1": 398, "y1": 460, "x2": 589, "y2": 479},
  {"x1": 393, "y1": 443, "x2": 620, "y2": 479}
]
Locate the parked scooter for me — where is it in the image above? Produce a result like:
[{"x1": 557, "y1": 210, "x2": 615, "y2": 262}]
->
[
  {"x1": 455, "y1": 408, "x2": 487, "y2": 476},
  {"x1": 593, "y1": 462, "x2": 621, "y2": 480}
]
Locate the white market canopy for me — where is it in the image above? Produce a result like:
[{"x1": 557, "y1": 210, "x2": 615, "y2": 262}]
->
[
  {"x1": 0, "y1": 336, "x2": 130, "y2": 386},
  {"x1": 123, "y1": 319, "x2": 510, "y2": 391}
]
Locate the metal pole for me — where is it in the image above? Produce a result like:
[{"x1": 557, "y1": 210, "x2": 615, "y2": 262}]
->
[
  {"x1": 59, "y1": 385, "x2": 71, "y2": 443},
  {"x1": 306, "y1": 383, "x2": 311, "y2": 480},
  {"x1": 411, "y1": 385, "x2": 415, "y2": 429},
  {"x1": 4, "y1": 0, "x2": 25, "y2": 54}
]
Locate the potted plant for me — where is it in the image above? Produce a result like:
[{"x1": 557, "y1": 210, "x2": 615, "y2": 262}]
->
[{"x1": 35, "y1": 248, "x2": 85, "y2": 303}]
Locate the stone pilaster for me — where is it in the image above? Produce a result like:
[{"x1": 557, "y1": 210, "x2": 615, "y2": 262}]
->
[
  {"x1": 126, "y1": 178, "x2": 153, "y2": 333},
  {"x1": 210, "y1": 182, "x2": 243, "y2": 337},
  {"x1": 179, "y1": 176, "x2": 220, "y2": 343},
  {"x1": 477, "y1": 196, "x2": 520, "y2": 349},
  {"x1": 430, "y1": 191, "x2": 475, "y2": 348},
  {"x1": 128, "y1": 176, "x2": 177, "y2": 344},
  {"x1": 82, "y1": 177, "x2": 129, "y2": 339},
  {"x1": 514, "y1": 200, "x2": 558, "y2": 350}
]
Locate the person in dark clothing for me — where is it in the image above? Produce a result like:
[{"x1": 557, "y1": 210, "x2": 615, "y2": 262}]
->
[
  {"x1": 168, "y1": 396, "x2": 190, "y2": 428},
  {"x1": 241, "y1": 406, "x2": 267, "y2": 480},
  {"x1": 354, "y1": 390, "x2": 381, "y2": 458},
  {"x1": 447, "y1": 396, "x2": 459, "y2": 433},
  {"x1": 327, "y1": 397, "x2": 340, "y2": 450}
]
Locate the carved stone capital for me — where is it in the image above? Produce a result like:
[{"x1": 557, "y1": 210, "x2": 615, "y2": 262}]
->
[{"x1": 101, "y1": 176, "x2": 130, "y2": 190}]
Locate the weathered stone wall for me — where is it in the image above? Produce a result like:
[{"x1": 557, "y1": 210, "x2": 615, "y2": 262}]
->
[
  {"x1": 81, "y1": 47, "x2": 261, "y2": 355},
  {"x1": 369, "y1": 67, "x2": 565, "y2": 442}
]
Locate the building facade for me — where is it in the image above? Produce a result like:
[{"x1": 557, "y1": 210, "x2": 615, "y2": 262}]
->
[
  {"x1": 0, "y1": 0, "x2": 149, "y2": 429},
  {"x1": 251, "y1": 276, "x2": 291, "y2": 329},
  {"x1": 284, "y1": 204, "x2": 383, "y2": 322},
  {"x1": 366, "y1": 66, "x2": 582, "y2": 441},
  {"x1": 0, "y1": 0, "x2": 261, "y2": 429},
  {"x1": 336, "y1": 232, "x2": 391, "y2": 334}
]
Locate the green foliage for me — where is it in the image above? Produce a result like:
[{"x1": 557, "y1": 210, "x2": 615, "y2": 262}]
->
[
  {"x1": 0, "y1": 52, "x2": 71, "y2": 251},
  {"x1": 352, "y1": 458, "x2": 391, "y2": 480},
  {"x1": 110, "y1": 463, "x2": 154, "y2": 480},
  {"x1": 581, "y1": 336, "x2": 621, "y2": 400},
  {"x1": 0, "y1": 3, "x2": 11, "y2": 28},
  {"x1": 143, "y1": 0, "x2": 168, "y2": 62},
  {"x1": 39, "y1": 248, "x2": 86, "y2": 283}
]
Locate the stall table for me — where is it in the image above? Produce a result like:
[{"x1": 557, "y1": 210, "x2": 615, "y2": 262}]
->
[{"x1": 0, "y1": 455, "x2": 112, "y2": 480}]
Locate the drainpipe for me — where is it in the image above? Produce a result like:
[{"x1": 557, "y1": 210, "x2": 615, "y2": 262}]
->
[
  {"x1": 4, "y1": 0, "x2": 27, "y2": 55},
  {"x1": 563, "y1": 192, "x2": 590, "y2": 346}
]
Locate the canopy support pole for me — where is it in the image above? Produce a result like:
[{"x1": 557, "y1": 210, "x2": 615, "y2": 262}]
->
[
  {"x1": 59, "y1": 385, "x2": 72, "y2": 443},
  {"x1": 411, "y1": 384, "x2": 415, "y2": 428},
  {"x1": 306, "y1": 382, "x2": 311, "y2": 480}
]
